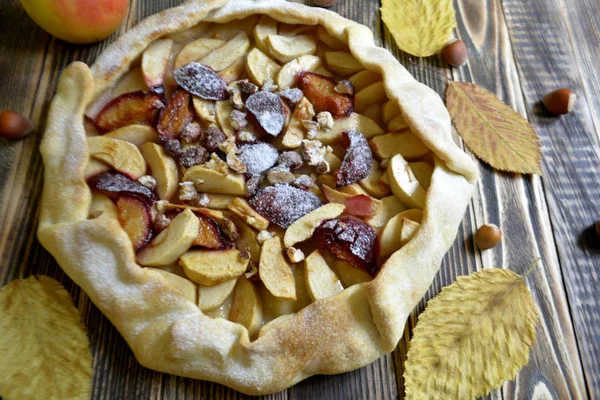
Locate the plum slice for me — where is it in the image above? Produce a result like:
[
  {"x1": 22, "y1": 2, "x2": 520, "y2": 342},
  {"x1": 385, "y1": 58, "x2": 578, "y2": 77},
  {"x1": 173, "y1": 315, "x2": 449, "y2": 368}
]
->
[
  {"x1": 116, "y1": 195, "x2": 153, "y2": 251},
  {"x1": 238, "y1": 143, "x2": 279, "y2": 175},
  {"x1": 297, "y1": 72, "x2": 353, "y2": 118},
  {"x1": 335, "y1": 130, "x2": 373, "y2": 187},
  {"x1": 172, "y1": 62, "x2": 229, "y2": 101},
  {"x1": 88, "y1": 172, "x2": 155, "y2": 202},
  {"x1": 314, "y1": 217, "x2": 378, "y2": 275},
  {"x1": 94, "y1": 91, "x2": 164, "y2": 133},
  {"x1": 193, "y1": 213, "x2": 234, "y2": 249},
  {"x1": 250, "y1": 184, "x2": 323, "y2": 228},
  {"x1": 245, "y1": 91, "x2": 286, "y2": 137},
  {"x1": 157, "y1": 88, "x2": 194, "y2": 140}
]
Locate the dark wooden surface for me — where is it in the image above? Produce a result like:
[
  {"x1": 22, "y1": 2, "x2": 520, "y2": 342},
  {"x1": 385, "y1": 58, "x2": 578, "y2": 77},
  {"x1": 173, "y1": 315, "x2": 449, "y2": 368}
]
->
[{"x1": 1, "y1": 0, "x2": 598, "y2": 398}]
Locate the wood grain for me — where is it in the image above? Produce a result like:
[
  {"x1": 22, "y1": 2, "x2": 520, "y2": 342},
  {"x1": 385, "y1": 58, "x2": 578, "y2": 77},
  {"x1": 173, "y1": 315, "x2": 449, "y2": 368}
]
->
[{"x1": 0, "y1": 0, "x2": 598, "y2": 399}]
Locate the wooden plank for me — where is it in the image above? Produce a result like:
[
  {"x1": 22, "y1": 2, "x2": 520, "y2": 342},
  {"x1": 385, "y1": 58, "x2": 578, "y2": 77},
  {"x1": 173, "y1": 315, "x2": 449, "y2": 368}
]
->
[
  {"x1": 451, "y1": 0, "x2": 588, "y2": 398},
  {"x1": 500, "y1": 0, "x2": 600, "y2": 397}
]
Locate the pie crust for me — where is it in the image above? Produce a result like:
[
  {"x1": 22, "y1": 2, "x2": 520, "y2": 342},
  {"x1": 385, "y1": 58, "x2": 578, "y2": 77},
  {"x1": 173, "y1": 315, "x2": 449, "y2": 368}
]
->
[{"x1": 37, "y1": 0, "x2": 478, "y2": 394}]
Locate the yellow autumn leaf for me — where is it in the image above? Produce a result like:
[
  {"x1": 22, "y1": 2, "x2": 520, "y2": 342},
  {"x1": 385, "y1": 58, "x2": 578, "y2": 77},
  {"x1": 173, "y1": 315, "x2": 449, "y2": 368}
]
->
[
  {"x1": 381, "y1": 0, "x2": 456, "y2": 57},
  {"x1": 0, "y1": 276, "x2": 92, "y2": 400},
  {"x1": 404, "y1": 268, "x2": 539, "y2": 399},
  {"x1": 446, "y1": 81, "x2": 542, "y2": 174}
]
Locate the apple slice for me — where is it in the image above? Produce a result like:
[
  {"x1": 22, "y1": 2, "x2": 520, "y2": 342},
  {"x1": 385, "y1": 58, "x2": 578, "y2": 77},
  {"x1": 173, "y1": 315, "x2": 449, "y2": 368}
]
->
[
  {"x1": 370, "y1": 130, "x2": 429, "y2": 160},
  {"x1": 215, "y1": 100, "x2": 236, "y2": 137},
  {"x1": 84, "y1": 159, "x2": 111, "y2": 179},
  {"x1": 388, "y1": 114, "x2": 408, "y2": 132},
  {"x1": 141, "y1": 39, "x2": 173, "y2": 88},
  {"x1": 387, "y1": 154, "x2": 427, "y2": 209},
  {"x1": 149, "y1": 268, "x2": 197, "y2": 303},
  {"x1": 281, "y1": 97, "x2": 315, "y2": 149},
  {"x1": 266, "y1": 34, "x2": 317, "y2": 63},
  {"x1": 317, "y1": 175, "x2": 367, "y2": 196},
  {"x1": 276, "y1": 55, "x2": 321, "y2": 89},
  {"x1": 349, "y1": 69, "x2": 381, "y2": 92},
  {"x1": 246, "y1": 48, "x2": 281, "y2": 86},
  {"x1": 198, "y1": 278, "x2": 237, "y2": 312},
  {"x1": 331, "y1": 260, "x2": 372, "y2": 287},
  {"x1": 324, "y1": 51, "x2": 363, "y2": 76},
  {"x1": 192, "y1": 97, "x2": 217, "y2": 125},
  {"x1": 94, "y1": 91, "x2": 163, "y2": 133},
  {"x1": 174, "y1": 38, "x2": 225, "y2": 69},
  {"x1": 359, "y1": 159, "x2": 391, "y2": 197},
  {"x1": 229, "y1": 275, "x2": 263, "y2": 337},
  {"x1": 316, "y1": 25, "x2": 347, "y2": 50},
  {"x1": 200, "y1": 31, "x2": 251, "y2": 72},
  {"x1": 89, "y1": 192, "x2": 118, "y2": 220},
  {"x1": 182, "y1": 166, "x2": 246, "y2": 195},
  {"x1": 87, "y1": 136, "x2": 146, "y2": 180},
  {"x1": 298, "y1": 72, "x2": 353, "y2": 118},
  {"x1": 180, "y1": 248, "x2": 248, "y2": 286},
  {"x1": 205, "y1": 194, "x2": 236, "y2": 210},
  {"x1": 104, "y1": 124, "x2": 159, "y2": 148},
  {"x1": 259, "y1": 302, "x2": 295, "y2": 335},
  {"x1": 137, "y1": 208, "x2": 199, "y2": 266},
  {"x1": 377, "y1": 209, "x2": 423, "y2": 262},
  {"x1": 354, "y1": 81, "x2": 387, "y2": 112},
  {"x1": 112, "y1": 67, "x2": 148, "y2": 99},
  {"x1": 283, "y1": 203, "x2": 345, "y2": 248},
  {"x1": 259, "y1": 237, "x2": 296, "y2": 300},
  {"x1": 254, "y1": 15, "x2": 278, "y2": 53},
  {"x1": 400, "y1": 217, "x2": 421, "y2": 246},
  {"x1": 218, "y1": 56, "x2": 246, "y2": 85},
  {"x1": 409, "y1": 161, "x2": 434, "y2": 190},
  {"x1": 364, "y1": 194, "x2": 407, "y2": 228},
  {"x1": 321, "y1": 185, "x2": 382, "y2": 217},
  {"x1": 116, "y1": 195, "x2": 153, "y2": 251},
  {"x1": 230, "y1": 215, "x2": 261, "y2": 263},
  {"x1": 227, "y1": 197, "x2": 270, "y2": 231},
  {"x1": 363, "y1": 103, "x2": 383, "y2": 127},
  {"x1": 315, "y1": 113, "x2": 383, "y2": 145},
  {"x1": 140, "y1": 142, "x2": 178, "y2": 200},
  {"x1": 157, "y1": 88, "x2": 194, "y2": 141},
  {"x1": 382, "y1": 100, "x2": 401, "y2": 124},
  {"x1": 304, "y1": 249, "x2": 344, "y2": 301},
  {"x1": 278, "y1": 24, "x2": 314, "y2": 37}
]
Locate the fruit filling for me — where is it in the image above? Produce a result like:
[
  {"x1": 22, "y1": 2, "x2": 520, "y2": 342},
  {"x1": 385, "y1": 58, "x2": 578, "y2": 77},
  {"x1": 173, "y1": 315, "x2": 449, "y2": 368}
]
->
[{"x1": 84, "y1": 16, "x2": 434, "y2": 337}]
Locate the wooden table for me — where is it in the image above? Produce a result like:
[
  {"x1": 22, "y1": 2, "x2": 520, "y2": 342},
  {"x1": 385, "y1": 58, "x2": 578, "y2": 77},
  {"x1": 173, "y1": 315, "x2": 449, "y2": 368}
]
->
[{"x1": 1, "y1": 0, "x2": 598, "y2": 398}]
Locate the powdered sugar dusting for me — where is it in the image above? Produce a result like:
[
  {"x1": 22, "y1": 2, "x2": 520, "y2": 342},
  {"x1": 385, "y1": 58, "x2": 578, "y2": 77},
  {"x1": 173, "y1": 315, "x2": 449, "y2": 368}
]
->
[
  {"x1": 245, "y1": 91, "x2": 285, "y2": 137},
  {"x1": 173, "y1": 62, "x2": 229, "y2": 101},
  {"x1": 250, "y1": 184, "x2": 323, "y2": 228},
  {"x1": 238, "y1": 143, "x2": 278, "y2": 175},
  {"x1": 335, "y1": 130, "x2": 372, "y2": 187}
]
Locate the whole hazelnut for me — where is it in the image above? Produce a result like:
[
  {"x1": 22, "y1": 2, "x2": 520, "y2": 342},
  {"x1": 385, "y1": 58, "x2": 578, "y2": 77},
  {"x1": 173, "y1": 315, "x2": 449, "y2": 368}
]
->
[
  {"x1": 0, "y1": 110, "x2": 33, "y2": 140},
  {"x1": 543, "y1": 88, "x2": 576, "y2": 115},
  {"x1": 313, "y1": 0, "x2": 337, "y2": 7},
  {"x1": 441, "y1": 40, "x2": 468, "y2": 67},
  {"x1": 475, "y1": 223, "x2": 502, "y2": 250}
]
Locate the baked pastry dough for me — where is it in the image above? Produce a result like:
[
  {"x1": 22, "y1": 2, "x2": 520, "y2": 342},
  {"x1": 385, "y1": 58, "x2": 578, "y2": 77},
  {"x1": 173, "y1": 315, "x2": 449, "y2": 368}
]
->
[{"x1": 37, "y1": 0, "x2": 477, "y2": 394}]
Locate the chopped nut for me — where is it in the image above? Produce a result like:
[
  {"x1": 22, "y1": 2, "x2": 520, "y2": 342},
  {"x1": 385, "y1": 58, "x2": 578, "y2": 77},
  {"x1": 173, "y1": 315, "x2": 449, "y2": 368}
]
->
[
  {"x1": 277, "y1": 151, "x2": 304, "y2": 170},
  {"x1": 230, "y1": 86, "x2": 245, "y2": 110},
  {"x1": 179, "y1": 181, "x2": 198, "y2": 202},
  {"x1": 257, "y1": 230, "x2": 274, "y2": 244},
  {"x1": 239, "y1": 247, "x2": 251, "y2": 260},
  {"x1": 179, "y1": 146, "x2": 209, "y2": 168},
  {"x1": 380, "y1": 158, "x2": 390, "y2": 169},
  {"x1": 286, "y1": 247, "x2": 305, "y2": 263},
  {"x1": 204, "y1": 126, "x2": 226, "y2": 152},
  {"x1": 267, "y1": 166, "x2": 295, "y2": 184},
  {"x1": 227, "y1": 152, "x2": 247, "y2": 173},
  {"x1": 237, "y1": 130, "x2": 257, "y2": 143},
  {"x1": 164, "y1": 139, "x2": 183, "y2": 157},
  {"x1": 238, "y1": 80, "x2": 258, "y2": 97},
  {"x1": 218, "y1": 135, "x2": 238, "y2": 155},
  {"x1": 301, "y1": 119, "x2": 319, "y2": 132},
  {"x1": 153, "y1": 211, "x2": 171, "y2": 232},
  {"x1": 262, "y1": 77, "x2": 278, "y2": 92},
  {"x1": 155, "y1": 200, "x2": 169, "y2": 213},
  {"x1": 244, "y1": 263, "x2": 258, "y2": 279},
  {"x1": 334, "y1": 80, "x2": 354, "y2": 96},
  {"x1": 292, "y1": 174, "x2": 315, "y2": 190},
  {"x1": 137, "y1": 175, "x2": 156, "y2": 189},
  {"x1": 316, "y1": 111, "x2": 334, "y2": 130},
  {"x1": 230, "y1": 109, "x2": 248, "y2": 130},
  {"x1": 197, "y1": 193, "x2": 211, "y2": 207},
  {"x1": 278, "y1": 88, "x2": 303, "y2": 104},
  {"x1": 181, "y1": 121, "x2": 203, "y2": 143},
  {"x1": 305, "y1": 129, "x2": 317, "y2": 139},
  {"x1": 315, "y1": 160, "x2": 330, "y2": 174},
  {"x1": 300, "y1": 139, "x2": 327, "y2": 167}
]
